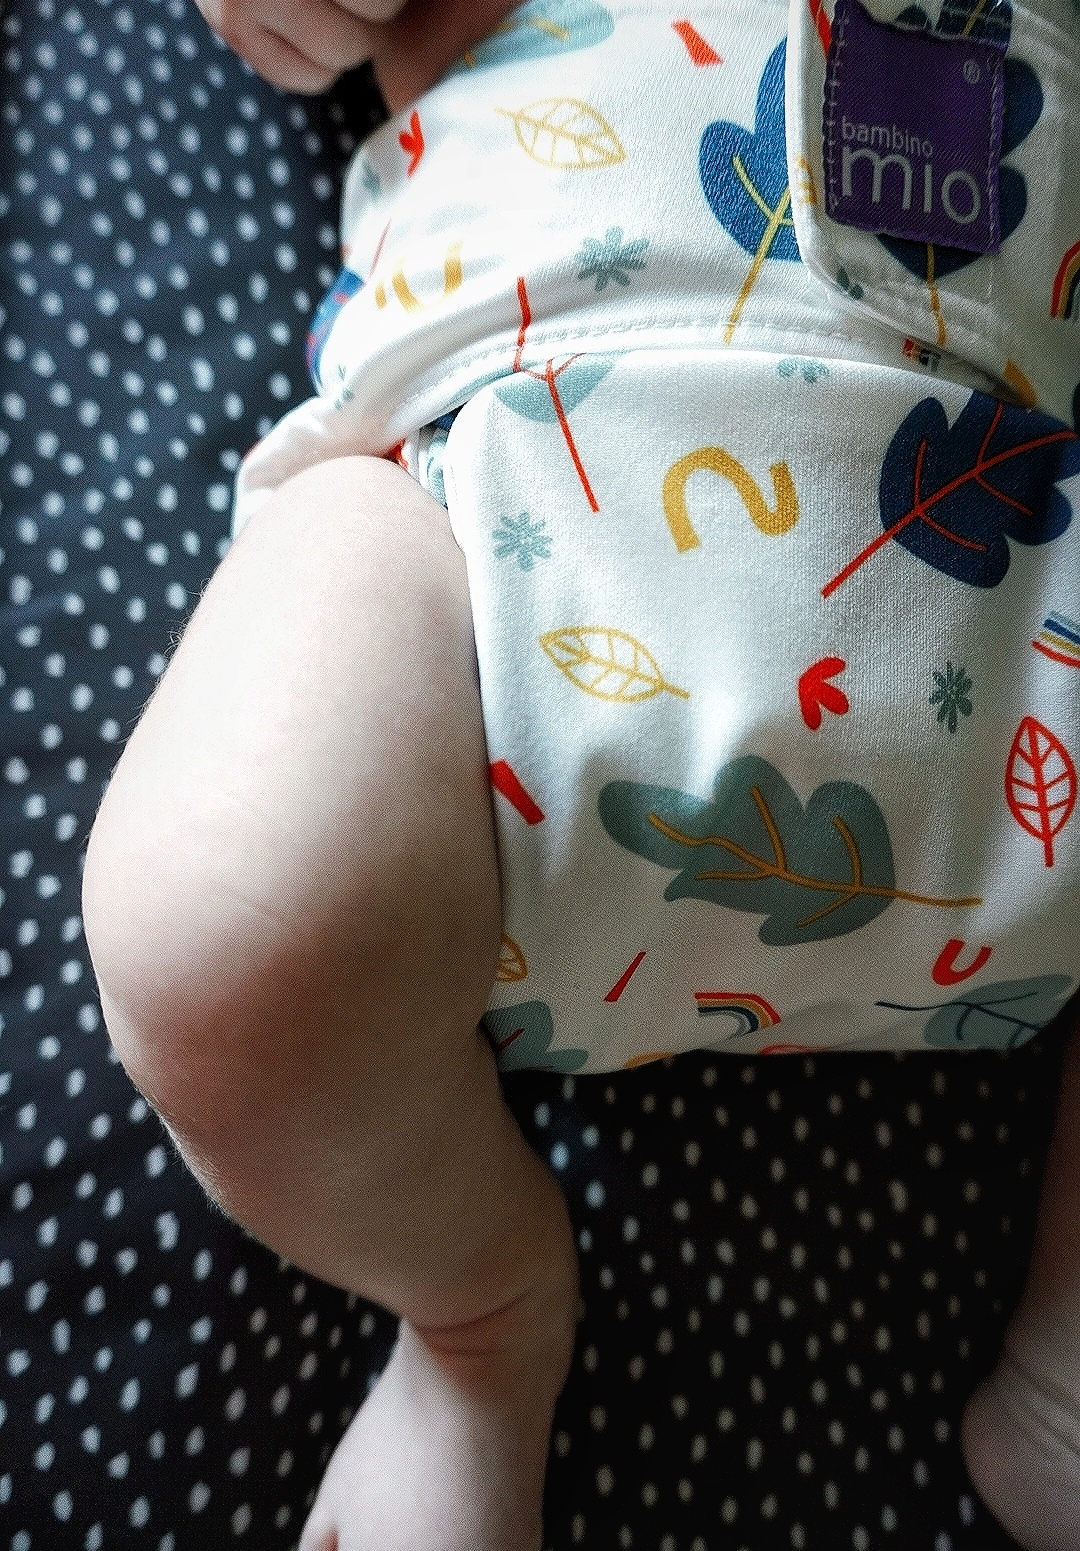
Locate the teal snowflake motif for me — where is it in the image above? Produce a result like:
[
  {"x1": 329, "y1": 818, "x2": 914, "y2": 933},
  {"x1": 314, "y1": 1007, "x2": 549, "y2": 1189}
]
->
[
  {"x1": 777, "y1": 357, "x2": 830, "y2": 384},
  {"x1": 929, "y1": 661, "x2": 973, "y2": 733},
  {"x1": 576, "y1": 226, "x2": 649, "y2": 292},
  {"x1": 493, "y1": 511, "x2": 552, "y2": 571}
]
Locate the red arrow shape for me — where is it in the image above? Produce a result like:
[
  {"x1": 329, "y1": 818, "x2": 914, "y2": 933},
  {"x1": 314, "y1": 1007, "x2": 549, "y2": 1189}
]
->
[
  {"x1": 798, "y1": 656, "x2": 849, "y2": 730},
  {"x1": 399, "y1": 110, "x2": 424, "y2": 176}
]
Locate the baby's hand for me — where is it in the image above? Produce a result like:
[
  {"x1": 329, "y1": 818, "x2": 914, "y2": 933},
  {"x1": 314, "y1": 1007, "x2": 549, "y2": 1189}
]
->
[{"x1": 195, "y1": 0, "x2": 516, "y2": 107}]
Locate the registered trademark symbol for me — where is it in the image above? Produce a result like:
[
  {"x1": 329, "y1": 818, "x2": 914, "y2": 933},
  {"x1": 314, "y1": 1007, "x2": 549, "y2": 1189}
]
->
[{"x1": 963, "y1": 58, "x2": 982, "y2": 83}]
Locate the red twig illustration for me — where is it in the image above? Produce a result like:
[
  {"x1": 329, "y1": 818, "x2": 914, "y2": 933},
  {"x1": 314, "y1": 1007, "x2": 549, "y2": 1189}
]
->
[{"x1": 513, "y1": 276, "x2": 600, "y2": 511}]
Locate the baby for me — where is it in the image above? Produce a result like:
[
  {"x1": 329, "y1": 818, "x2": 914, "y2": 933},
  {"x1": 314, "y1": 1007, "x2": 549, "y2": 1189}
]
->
[{"x1": 82, "y1": 1, "x2": 1080, "y2": 1548}]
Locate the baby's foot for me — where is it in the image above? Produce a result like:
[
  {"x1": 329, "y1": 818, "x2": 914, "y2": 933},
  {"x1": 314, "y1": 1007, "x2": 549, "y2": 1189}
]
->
[
  {"x1": 298, "y1": 1263, "x2": 579, "y2": 1551},
  {"x1": 962, "y1": 1346, "x2": 1080, "y2": 1551}
]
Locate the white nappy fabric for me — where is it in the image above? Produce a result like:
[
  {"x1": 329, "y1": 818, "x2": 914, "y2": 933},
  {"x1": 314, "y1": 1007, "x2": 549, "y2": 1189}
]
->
[{"x1": 235, "y1": 0, "x2": 1080, "y2": 1071}]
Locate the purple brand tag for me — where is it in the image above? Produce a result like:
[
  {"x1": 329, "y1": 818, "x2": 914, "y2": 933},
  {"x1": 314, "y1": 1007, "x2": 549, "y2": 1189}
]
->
[{"x1": 823, "y1": 0, "x2": 1004, "y2": 253}]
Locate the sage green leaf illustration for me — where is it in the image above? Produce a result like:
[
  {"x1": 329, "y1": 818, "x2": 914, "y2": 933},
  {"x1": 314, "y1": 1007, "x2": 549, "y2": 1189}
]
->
[
  {"x1": 483, "y1": 1000, "x2": 589, "y2": 1072},
  {"x1": 881, "y1": 974, "x2": 1074, "y2": 1050},
  {"x1": 598, "y1": 756, "x2": 980, "y2": 945}
]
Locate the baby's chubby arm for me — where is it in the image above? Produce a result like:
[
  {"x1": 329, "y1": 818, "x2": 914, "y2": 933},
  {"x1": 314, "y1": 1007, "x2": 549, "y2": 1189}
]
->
[{"x1": 193, "y1": 0, "x2": 517, "y2": 107}]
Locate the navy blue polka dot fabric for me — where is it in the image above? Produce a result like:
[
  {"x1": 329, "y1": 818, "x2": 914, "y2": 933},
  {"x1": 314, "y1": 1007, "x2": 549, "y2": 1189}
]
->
[{"x1": 0, "y1": 0, "x2": 1066, "y2": 1545}]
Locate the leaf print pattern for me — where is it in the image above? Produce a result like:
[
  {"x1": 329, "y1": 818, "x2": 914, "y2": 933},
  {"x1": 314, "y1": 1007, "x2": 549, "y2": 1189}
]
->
[
  {"x1": 496, "y1": 353, "x2": 617, "y2": 426},
  {"x1": 698, "y1": 41, "x2": 799, "y2": 341},
  {"x1": 823, "y1": 392, "x2": 1080, "y2": 597},
  {"x1": 483, "y1": 1000, "x2": 589, "y2": 1072},
  {"x1": 496, "y1": 934, "x2": 529, "y2": 983},
  {"x1": 576, "y1": 227, "x2": 649, "y2": 291},
  {"x1": 451, "y1": 0, "x2": 614, "y2": 73},
  {"x1": 541, "y1": 627, "x2": 690, "y2": 703},
  {"x1": 497, "y1": 97, "x2": 624, "y2": 168},
  {"x1": 928, "y1": 662, "x2": 972, "y2": 733},
  {"x1": 879, "y1": 975, "x2": 1074, "y2": 1049},
  {"x1": 1005, "y1": 716, "x2": 1077, "y2": 867},
  {"x1": 496, "y1": 282, "x2": 615, "y2": 509},
  {"x1": 598, "y1": 758, "x2": 980, "y2": 944}
]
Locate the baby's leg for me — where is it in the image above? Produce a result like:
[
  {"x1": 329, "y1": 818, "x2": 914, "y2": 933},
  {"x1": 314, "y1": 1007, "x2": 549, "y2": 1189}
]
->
[
  {"x1": 82, "y1": 456, "x2": 579, "y2": 1551},
  {"x1": 963, "y1": 1012, "x2": 1080, "y2": 1550}
]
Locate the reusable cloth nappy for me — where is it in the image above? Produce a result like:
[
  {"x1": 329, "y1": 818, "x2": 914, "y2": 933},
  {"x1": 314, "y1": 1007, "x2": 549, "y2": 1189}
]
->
[{"x1": 235, "y1": 0, "x2": 1080, "y2": 1072}]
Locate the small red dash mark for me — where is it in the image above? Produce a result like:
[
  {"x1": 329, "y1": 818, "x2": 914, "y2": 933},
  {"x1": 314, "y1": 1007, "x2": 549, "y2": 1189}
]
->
[
  {"x1": 672, "y1": 20, "x2": 723, "y2": 64},
  {"x1": 368, "y1": 219, "x2": 391, "y2": 277},
  {"x1": 807, "y1": 0, "x2": 831, "y2": 54},
  {"x1": 604, "y1": 951, "x2": 646, "y2": 1003},
  {"x1": 495, "y1": 1025, "x2": 525, "y2": 1053},
  {"x1": 513, "y1": 276, "x2": 531, "y2": 371},
  {"x1": 399, "y1": 111, "x2": 424, "y2": 175},
  {"x1": 760, "y1": 1042, "x2": 816, "y2": 1055},
  {"x1": 489, "y1": 760, "x2": 545, "y2": 824},
  {"x1": 932, "y1": 939, "x2": 992, "y2": 986}
]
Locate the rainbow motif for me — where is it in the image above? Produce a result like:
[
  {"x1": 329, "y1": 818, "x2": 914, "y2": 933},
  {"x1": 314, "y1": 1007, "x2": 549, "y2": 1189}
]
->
[
  {"x1": 694, "y1": 990, "x2": 781, "y2": 1034},
  {"x1": 1033, "y1": 611, "x2": 1080, "y2": 669},
  {"x1": 1051, "y1": 241, "x2": 1080, "y2": 321}
]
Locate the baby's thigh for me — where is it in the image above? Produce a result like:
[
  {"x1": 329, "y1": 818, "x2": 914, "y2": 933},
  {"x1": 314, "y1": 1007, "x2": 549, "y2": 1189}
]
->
[{"x1": 84, "y1": 454, "x2": 501, "y2": 1055}]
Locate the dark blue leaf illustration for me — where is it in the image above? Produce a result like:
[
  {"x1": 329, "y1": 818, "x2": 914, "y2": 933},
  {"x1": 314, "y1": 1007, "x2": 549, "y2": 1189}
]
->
[
  {"x1": 698, "y1": 40, "x2": 800, "y2": 263},
  {"x1": 483, "y1": 1000, "x2": 589, "y2": 1072},
  {"x1": 823, "y1": 391, "x2": 1079, "y2": 596},
  {"x1": 599, "y1": 757, "x2": 979, "y2": 945},
  {"x1": 446, "y1": 0, "x2": 613, "y2": 75},
  {"x1": 880, "y1": 974, "x2": 1074, "y2": 1049}
]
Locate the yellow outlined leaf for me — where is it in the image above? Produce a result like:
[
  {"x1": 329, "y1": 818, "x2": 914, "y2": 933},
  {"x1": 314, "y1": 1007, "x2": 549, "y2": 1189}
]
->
[
  {"x1": 496, "y1": 934, "x2": 529, "y2": 983},
  {"x1": 540, "y1": 627, "x2": 689, "y2": 703},
  {"x1": 496, "y1": 98, "x2": 624, "y2": 169}
]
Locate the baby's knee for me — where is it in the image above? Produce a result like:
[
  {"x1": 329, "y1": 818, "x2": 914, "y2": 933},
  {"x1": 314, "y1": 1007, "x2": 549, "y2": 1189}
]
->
[{"x1": 82, "y1": 781, "x2": 342, "y2": 1139}]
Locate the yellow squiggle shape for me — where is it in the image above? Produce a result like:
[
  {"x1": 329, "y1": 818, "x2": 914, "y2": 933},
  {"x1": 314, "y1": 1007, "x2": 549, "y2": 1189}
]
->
[
  {"x1": 375, "y1": 241, "x2": 463, "y2": 312},
  {"x1": 662, "y1": 447, "x2": 799, "y2": 552}
]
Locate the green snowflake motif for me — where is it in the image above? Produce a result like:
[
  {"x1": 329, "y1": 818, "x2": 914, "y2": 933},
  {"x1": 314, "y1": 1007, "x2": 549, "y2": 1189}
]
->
[
  {"x1": 929, "y1": 661, "x2": 973, "y2": 733},
  {"x1": 576, "y1": 226, "x2": 649, "y2": 293},
  {"x1": 493, "y1": 511, "x2": 552, "y2": 571}
]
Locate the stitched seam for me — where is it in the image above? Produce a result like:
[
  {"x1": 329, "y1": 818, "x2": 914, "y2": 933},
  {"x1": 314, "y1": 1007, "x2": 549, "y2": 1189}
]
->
[{"x1": 823, "y1": 0, "x2": 849, "y2": 218}]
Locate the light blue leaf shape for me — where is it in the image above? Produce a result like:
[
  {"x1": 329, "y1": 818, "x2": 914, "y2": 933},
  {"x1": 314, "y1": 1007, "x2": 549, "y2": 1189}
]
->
[
  {"x1": 919, "y1": 975, "x2": 1074, "y2": 1049},
  {"x1": 494, "y1": 355, "x2": 616, "y2": 424},
  {"x1": 447, "y1": 0, "x2": 614, "y2": 74}
]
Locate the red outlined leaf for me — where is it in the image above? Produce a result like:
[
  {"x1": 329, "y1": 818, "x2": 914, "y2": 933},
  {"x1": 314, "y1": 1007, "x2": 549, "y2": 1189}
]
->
[{"x1": 1005, "y1": 716, "x2": 1076, "y2": 867}]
